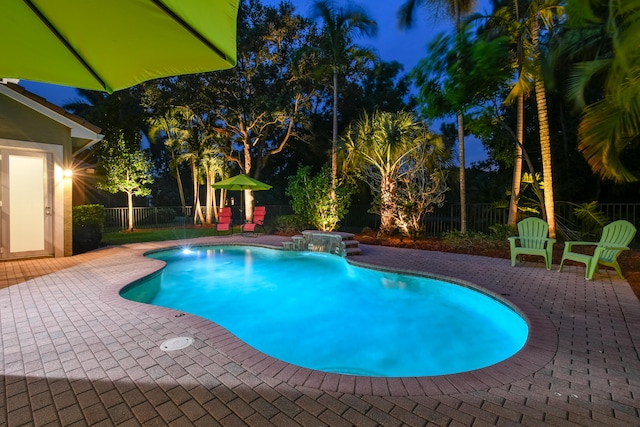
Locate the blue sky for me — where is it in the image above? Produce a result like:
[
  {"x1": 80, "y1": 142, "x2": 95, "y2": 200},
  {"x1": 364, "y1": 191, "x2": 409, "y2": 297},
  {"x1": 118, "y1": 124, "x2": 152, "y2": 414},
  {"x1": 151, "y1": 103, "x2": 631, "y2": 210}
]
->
[{"x1": 19, "y1": 0, "x2": 494, "y2": 164}]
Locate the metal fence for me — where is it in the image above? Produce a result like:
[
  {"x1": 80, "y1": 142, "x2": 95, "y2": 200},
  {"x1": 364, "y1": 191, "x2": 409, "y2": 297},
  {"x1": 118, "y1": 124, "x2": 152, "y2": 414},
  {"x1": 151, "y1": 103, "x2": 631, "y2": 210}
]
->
[
  {"x1": 103, "y1": 203, "x2": 640, "y2": 240},
  {"x1": 104, "y1": 206, "x2": 194, "y2": 231}
]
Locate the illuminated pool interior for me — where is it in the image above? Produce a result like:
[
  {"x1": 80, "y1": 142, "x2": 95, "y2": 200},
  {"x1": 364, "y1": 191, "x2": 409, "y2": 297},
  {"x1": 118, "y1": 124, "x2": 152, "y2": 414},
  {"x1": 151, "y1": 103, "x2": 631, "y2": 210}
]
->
[{"x1": 121, "y1": 245, "x2": 528, "y2": 377}]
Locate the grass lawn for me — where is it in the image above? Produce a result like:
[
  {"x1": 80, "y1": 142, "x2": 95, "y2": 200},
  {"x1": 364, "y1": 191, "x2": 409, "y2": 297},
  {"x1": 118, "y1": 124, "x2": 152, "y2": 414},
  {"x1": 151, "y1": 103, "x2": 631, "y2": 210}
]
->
[{"x1": 101, "y1": 226, "x2": 238, "y2": 245}]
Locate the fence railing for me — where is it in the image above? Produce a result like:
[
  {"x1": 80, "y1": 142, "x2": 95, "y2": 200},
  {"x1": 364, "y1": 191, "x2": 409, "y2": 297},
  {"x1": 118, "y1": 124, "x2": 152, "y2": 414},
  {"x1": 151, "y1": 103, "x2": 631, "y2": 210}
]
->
[
  {"x1": 103, "y1": 203, "x2": 640, "y2": 241},
  {"x1": 104, "y1": 206, "x2": 194, "y2": 231}
]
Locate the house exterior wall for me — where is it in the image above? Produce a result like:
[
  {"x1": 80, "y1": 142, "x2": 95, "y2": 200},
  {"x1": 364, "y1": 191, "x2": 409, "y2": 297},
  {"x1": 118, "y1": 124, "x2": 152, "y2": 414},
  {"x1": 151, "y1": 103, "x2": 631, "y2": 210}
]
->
[
  {"x1": 0, "y1": 95, "x2": 71, "y2": 257},
  {"x1": 0, "y1": 95, "x2": 69, "y2": 146}
]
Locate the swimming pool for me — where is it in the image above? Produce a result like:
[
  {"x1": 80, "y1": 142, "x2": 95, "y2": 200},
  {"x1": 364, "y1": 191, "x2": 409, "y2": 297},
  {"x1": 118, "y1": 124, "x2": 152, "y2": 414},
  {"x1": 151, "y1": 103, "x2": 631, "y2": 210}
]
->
[{"x1": 121, "y1": 245, "x2": 529, "y2": 377}]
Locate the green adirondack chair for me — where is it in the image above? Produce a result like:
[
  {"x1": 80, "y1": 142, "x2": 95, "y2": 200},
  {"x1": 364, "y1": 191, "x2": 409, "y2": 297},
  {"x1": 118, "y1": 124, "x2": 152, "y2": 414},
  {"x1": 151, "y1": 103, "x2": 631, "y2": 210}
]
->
[
  {"x1": 509, "y1": 217, "x2": 556, "y2": 270},
  {"x1": 558, "y1": 220, "x2": 636, "y2": 280}
]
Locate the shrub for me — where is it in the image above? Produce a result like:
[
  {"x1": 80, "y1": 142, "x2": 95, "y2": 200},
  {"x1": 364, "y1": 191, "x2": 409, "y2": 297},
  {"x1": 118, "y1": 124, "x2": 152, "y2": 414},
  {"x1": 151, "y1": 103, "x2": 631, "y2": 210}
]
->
[
  {"x1": 488, "y1": 223, "x2": 517, "y2": 240},
  {"x1": 286, "y1": 165, "x2": 354, "y2": 231},
  {"x1": 73, "y1": 204, "x2": 105, "y2": 254},
  {"x1": 273, "y1": 214, "x2": 308, "y2": 234}
]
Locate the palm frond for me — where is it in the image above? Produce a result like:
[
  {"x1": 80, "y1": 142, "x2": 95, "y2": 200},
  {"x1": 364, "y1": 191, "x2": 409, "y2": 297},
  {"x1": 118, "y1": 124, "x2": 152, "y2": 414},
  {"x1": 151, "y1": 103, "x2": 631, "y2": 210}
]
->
[
  {"x1": 578, "y1": 98, "x2": 639, "y2": 182},
  {"x1": 572, "y1": 201, "x2": 610, "y2": 228},
  {"x1": 566, "y1": 59, "x2": 611, "y2": 110}
]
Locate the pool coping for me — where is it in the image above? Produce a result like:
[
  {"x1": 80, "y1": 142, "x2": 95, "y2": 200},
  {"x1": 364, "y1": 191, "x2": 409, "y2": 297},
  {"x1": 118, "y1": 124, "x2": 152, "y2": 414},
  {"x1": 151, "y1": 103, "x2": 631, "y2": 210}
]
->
[{"x1": 101, "y1": 241, "x2": 558, "y2": 397}]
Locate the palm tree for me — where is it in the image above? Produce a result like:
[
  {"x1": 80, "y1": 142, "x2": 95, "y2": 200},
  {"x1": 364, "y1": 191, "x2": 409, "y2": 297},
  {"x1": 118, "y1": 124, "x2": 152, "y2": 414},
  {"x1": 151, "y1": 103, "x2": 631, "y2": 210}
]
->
[
  {"x1": 398, "y1": 0, "x2": 476, "y2": 233},
  {"x1": 343, "y1": 110, "x2": 449, "y2": 234},
  {"x1": 201, "y1": 150, "x2": 226, "y2": 224},
  {"x1": 147, "y1": 108, "x2": 190, "y2": 214},
  {"x1": 177, "y1": 106, "x2": 224, "y2": 225},
  {"x1": 488, "y1": 0, "x2": 562, "y2": 237},
  {"x1": 310, "y1": 0, "x2": 378, "y2": 187},
  {"x1": 530, "y1": 2, "x2": 556, "y2": 237},
  {"x1": 559, "y1": 0, "x2": 640, "y2": 183}
]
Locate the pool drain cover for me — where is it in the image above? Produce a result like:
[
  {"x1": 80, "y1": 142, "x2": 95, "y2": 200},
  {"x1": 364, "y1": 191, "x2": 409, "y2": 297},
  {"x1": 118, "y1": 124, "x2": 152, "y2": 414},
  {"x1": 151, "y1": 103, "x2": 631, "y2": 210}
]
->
[{"x1": 160, "y1": 337, "x2": 193, "y2": 351}]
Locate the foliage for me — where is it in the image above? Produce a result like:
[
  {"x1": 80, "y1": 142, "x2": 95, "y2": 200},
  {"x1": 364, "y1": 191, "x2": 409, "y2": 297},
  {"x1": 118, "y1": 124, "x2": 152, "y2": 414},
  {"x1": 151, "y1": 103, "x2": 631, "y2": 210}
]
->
[
  {"x1": 411, "y1": 23, "x2": 511, "y2": 120},
  {"x1": 398, "y1": 0, "x2": 477, "y2": 28},
  {"x1": 343, "y1": 110, "x2": 450, "y2": 235},
  {"x1": 147, "y1": 107, "x2": 191, "y2": 210},
  {"x1": 442, "y1": 230, "x2": 488, "y2": 248},
  {"x1": 488, "y1": 223, "x2": 517, "y2": 240},
  {"x1": 286, "y1": 165, "x2": 354, "y2": 231},
  {"x1": 514, "y1": 172, "x2": 545, "y2": 215},
  {"x1": 395, "y1": 168, "x2": 448, "y2": 242},
  {"x1": 96, "y1": 133, "x2": 154, "y2": 231},
  {"x1": 96, "y1": 136, "x2": 154, "y2": 199},
  {"x1": 410, "y1": 16, "x2": 511, "y2": 233},
  {"x1": 72, "y1": 204, "x2": 105, "y2": 230},
  {"x1": 555, "y1": 200, "x2": 610, "y2": 241},
  {"x1": 440, "y1": 230, "x2": 510, "y2": 256},
  {"x1": 64, "y1": 88, "x2": 145, "y2": 153},
  {"x1": 272, "y1": 214, "x2": 309, "y2": 234},
  {"x1": 72, "y1": 204, "x2": 105, "y2": 254},
  {"x1": 308, "y1": 0, "x2": 378, "y2": 182},
  {"x1": 558, "y1": 0, "x2": 640, "y2": 182}
]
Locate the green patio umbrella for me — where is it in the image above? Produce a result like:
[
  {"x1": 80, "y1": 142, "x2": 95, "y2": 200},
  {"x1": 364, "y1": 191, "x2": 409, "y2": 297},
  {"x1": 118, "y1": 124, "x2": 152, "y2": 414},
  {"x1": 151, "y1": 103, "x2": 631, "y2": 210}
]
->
[
  {"x1": 212, "y1": 174, "x2": 271, "y2": 221},
  {"x1": 1, "y1": 0, "x2": 238, "y2": 93}
]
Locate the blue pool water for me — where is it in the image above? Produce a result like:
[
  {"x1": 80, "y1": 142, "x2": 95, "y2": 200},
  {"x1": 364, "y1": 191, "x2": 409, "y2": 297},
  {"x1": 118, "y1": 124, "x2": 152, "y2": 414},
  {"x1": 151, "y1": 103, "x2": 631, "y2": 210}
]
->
[{"x1": 121, "y1": 245, "x2": 528, "y2": 377}]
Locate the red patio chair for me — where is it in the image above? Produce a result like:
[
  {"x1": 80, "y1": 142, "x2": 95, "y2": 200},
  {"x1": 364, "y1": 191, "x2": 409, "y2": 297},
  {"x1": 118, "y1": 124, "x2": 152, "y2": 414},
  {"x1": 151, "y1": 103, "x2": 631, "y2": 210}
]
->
[
  {"x1": 215, "y1": 207, "x2": 232, "y2": 235},
  {"x1": 242, "y1": 206, "x2": 266, "y2": 235}
]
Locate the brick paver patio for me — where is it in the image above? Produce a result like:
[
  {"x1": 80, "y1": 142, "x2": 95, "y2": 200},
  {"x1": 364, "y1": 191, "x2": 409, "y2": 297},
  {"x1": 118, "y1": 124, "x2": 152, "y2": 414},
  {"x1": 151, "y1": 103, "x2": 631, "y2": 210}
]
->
[{"x1": 1, "y1": 234, "x2": 639, "y2": 426}]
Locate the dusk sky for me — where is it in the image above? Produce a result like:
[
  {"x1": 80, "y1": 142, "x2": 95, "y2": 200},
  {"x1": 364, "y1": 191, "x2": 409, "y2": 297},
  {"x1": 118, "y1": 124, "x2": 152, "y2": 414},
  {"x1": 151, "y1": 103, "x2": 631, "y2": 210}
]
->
[{"x1": 19, "y1": 0, "x2": 494, "y2": 164}]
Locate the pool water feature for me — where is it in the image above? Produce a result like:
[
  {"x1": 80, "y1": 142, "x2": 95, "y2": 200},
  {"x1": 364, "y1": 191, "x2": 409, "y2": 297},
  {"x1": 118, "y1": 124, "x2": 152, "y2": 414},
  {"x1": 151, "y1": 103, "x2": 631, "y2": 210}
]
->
[{"x1": 121, "y1": 245, "x2": 528, "y2": 377}]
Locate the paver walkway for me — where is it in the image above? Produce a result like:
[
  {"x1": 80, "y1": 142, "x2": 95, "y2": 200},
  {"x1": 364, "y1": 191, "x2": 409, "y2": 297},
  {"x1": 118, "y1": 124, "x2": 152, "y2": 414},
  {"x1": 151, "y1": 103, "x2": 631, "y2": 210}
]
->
[{"x1": 1, "y1": 235, "x2": 639, "y2": 426}]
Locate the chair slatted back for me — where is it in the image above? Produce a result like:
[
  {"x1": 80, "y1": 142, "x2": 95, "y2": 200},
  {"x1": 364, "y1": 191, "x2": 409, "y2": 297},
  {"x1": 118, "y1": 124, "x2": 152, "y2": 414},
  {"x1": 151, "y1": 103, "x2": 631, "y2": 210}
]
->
[
  {"x1": 598, "y1": 220, "x2": 636, "y2": 262},
  {"x1": 217, "y1": 207, "x2": 232, "y2": 230},
  {"x1": 253, "y1": 206, "x2": 266, "y2": 224},
  {"x1": 517, "y1": 217, "x2": 549, "y2": 250}
]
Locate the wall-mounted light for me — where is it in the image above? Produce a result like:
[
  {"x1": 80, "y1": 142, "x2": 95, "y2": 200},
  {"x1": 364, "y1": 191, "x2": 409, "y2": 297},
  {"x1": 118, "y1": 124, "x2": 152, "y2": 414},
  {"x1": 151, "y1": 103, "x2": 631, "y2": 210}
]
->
[{"x1": 63, "y1": 169, "x2": 73, "y2": 178}]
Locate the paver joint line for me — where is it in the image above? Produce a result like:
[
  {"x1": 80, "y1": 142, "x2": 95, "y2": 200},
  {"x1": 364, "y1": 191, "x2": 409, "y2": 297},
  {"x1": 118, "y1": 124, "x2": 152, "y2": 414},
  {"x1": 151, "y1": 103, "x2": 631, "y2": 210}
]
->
[{"x1": 0, "y1": 235, "x2": 638, "y2": 425}]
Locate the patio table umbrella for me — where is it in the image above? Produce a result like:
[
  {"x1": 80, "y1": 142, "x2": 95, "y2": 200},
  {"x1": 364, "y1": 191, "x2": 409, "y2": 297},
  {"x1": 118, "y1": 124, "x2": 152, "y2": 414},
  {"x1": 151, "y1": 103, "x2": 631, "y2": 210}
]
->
[
  {"x1": 1, "y1": 0, "x2": 239, "y2": 93},
  {"x1": 212, "y1": 174, "x2": 271, "y2": 222}
]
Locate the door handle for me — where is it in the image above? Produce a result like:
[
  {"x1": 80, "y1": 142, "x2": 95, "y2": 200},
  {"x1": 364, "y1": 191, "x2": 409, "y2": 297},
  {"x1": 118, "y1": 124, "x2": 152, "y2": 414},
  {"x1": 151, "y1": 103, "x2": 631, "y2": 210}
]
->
[{"x1": 45, "y1": 207, "x2": 52, "y2": 216}]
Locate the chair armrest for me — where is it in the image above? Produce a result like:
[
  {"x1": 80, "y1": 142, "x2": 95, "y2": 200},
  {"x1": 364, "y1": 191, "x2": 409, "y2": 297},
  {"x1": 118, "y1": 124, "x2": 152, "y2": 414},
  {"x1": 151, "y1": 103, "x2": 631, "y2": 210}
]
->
[
  {"x1": 598, "y1": 244, "x2": 630, "y2": 251},
  {"x1": 564, "y1": 241, "x2": 596, "y2": 251}
]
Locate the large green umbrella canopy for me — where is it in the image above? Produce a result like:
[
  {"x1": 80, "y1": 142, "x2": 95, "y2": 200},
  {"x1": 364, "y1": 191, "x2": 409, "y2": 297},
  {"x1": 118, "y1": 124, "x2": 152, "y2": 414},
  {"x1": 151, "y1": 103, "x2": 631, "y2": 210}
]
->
[
  {"x1": 212, "y1": 174, "x2": 272, "y2": 191},
  {"x1": 212, "y1": 174, "x2": 271, "y2": 221},
  {"x1": 2, "y1": 0, "x2": 238, "y2": 93}
]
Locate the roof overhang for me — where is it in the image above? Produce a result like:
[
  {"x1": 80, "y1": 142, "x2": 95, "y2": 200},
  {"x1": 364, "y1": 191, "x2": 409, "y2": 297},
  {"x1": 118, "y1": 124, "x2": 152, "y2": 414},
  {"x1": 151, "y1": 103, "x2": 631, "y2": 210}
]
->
[{"x1": 0, "y1": 81, "x2": 103, "y2": 154}]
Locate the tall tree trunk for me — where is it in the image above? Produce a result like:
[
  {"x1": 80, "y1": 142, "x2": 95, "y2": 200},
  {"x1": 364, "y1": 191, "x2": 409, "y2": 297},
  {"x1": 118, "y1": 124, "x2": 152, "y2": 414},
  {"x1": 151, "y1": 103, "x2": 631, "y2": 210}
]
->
[
  {"x1": 454, "y1": 3, "x2": 467, "y2": 234},
  {"x1": 245, "y1": 190, "x2": 254, "y2": 223},
  {"x1": 457, "y1": 112, "x2": 467, "y2": 233},
  {"x1": 508, "y1": 94, "x2": 524, "y2": 227},
  {"x1": 191, "y1": 159, "x2": 205, "y2": 225},
  {"x1": 532, "y1": 8, "x2": 555, "y2": 238},
  {"x1": 127, "y1": 190, "x2": 134, "y2": 232},
  {"x1": 380, "y1": 175, "x2": 396, "y2": 234},
  {"x1": 205, "y1": 170, "x2": 213, "y2": 225},
  {"x1": 243, "y1": 140, "x2": 253, "y2": 223},
  {"x1": 171, "y1": 151, "x2": 187, "y2": 215},
  {"x1": 332, "y1": 70, "x2": 338, "y2": 187}
]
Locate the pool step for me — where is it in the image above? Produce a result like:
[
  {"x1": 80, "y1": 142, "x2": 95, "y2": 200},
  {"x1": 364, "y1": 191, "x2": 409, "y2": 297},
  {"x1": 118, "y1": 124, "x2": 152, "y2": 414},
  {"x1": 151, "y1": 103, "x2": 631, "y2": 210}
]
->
[{"x1": 343, "y1": 240, "x2": 362, "y2": 256}]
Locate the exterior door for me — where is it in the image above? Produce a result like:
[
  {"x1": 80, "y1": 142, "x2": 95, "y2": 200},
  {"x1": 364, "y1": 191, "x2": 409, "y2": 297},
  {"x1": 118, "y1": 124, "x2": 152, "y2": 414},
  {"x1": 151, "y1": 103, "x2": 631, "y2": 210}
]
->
[{"x1": 1, "y1": 150, "x2": 53, "y2": 258}]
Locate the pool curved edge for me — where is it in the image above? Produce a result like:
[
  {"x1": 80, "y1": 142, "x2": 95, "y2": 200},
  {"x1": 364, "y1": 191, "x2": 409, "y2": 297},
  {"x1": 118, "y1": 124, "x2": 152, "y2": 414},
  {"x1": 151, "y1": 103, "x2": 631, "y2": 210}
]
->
[{"x1": 102, "y1": 240, "x2": 558, "y2": 397}]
